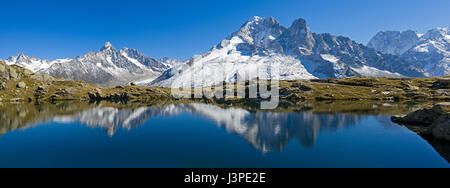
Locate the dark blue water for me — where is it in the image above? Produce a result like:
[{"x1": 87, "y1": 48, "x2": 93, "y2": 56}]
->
[{"x1": 0, "y1": 103, "x2": 448, "y2": 168}]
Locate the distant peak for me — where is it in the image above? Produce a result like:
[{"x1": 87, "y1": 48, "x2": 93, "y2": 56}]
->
[
  {"x1": 251, "y1": 16, "x2": 262, "y2": 21},
  {"x1": 15, "y1": 53, "x2": 30, "y2": 60},
  {"x1": 422, "y1": 27, "x2": 450, "y2": 40},
  {"x1": 104, "y1": 42, "x2": 113, "y2": 47},
  {"x1": 237, "y1": 16, "x2": 281, "y2": 34},
  {"x1": 17, "y1": 53, "x2": 27, "y2": 57},
  {"x1": 289, "y1": 18, "x2": 309, "y2": 31},
  {"x1": 100, "y1": 42, "x2": 115, "y2": 51},
  {"x1": 292, "y1": 18, "x2": 307, "y2": 25},
  {"x1": 245, "y1": 16, "x2": 278, "y2": 25},
  {"x1": 435, "y1": 27, "x2": 450, "y2": 31}
]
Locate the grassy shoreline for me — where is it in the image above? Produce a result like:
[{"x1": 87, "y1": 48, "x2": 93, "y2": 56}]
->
[{"x1": 1, "y1": 60, "x2": 449, "y2": 104}]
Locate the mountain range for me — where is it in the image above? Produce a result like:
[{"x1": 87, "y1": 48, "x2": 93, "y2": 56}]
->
[
  {"x1": 3, "y1": 16, "x2": 448, "y2": 88},
  {"x1": 151, "y1": 17, "x2": 429, "y2": 88},
  {"x1": 4, "y1": 42, "x2": 180, "y2": 87},
  {"x1": 368, "y1": 27, "x2": 449, "y2": 77}
]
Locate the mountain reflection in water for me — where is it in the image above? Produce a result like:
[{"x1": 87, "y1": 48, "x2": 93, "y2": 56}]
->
[
  {"x1": 0, "y1": 101, "x2": 429, "y2": 153},
  {"x1": 55, "y1": 104, "x2": 363, "y2": 151}
]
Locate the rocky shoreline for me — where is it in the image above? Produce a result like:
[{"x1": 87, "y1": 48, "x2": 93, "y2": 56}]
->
[
  {"x1": 0, "y1": 60, "x2": 173, "y2": 103},
  {"x1": 391, "y1": 103, "x2": 450, "y2": 162}
]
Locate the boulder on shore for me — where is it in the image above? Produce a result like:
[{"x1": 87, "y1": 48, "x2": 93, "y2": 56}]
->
[
  {"x1": 430, "y1": 114, "x2": 450, "y2": 141},
  {"x1": 392, "y1": 103, "x2": 450, "y2": 141},
  {"x1": 0, "y1": 82, "x2": 6, "y2": 90},
  {"x1": 16, "y1": 82, "x2": 26, "y2": 89},
  {"x1": 392, "y1": 103, "x2": 449, "y2": 125},
  {"x1": 434, "y1": 78, "x2": 450, "y2": 89}
]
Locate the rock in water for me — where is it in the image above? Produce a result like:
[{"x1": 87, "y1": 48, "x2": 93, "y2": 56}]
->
[{"x1": 391, "y1": 103, "x2": 448, "y2": 125}]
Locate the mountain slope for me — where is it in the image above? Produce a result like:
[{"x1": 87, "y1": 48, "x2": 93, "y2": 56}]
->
[{"x1": 152, "y1": 17, "x2": 427, "y2": 88}]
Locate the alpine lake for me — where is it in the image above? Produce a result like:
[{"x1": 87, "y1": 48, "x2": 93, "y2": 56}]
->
[{"x1": 0, "y1": 100, "x2": 448, "y2": 168}]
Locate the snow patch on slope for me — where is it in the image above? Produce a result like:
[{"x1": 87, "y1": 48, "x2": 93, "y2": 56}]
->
[
  {"x1": 320, "y1": 54, "x2": 339, "y2": 63},
  {"x1": 351, "y1": 66, "x2": 403, "y2": 77}
]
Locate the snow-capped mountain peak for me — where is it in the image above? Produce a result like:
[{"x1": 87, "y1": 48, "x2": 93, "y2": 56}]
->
[
  {"x1": 235, "y1": 16, "x2": 285, "y2": 44},
  {"x1": 4, "y1": 53, "x2": 69, "y2": 72},
  {"x1": 422, "y1": 27, "x2": 449, "y2": 41},
  {"x1": 100, "y1": 42, "x2": 115, "y2": 51},
  {"x1": 151, "y1": 17, "x2": 429, "y2": 88},
  {"x1": 367, "y1": 30, "x2": 422, "y2": 56},
  {"x1": 218, "y1": 16, "x2": 287, "y2": 56},
  {"x1": 403, "y1": 27, "x2": 450, "y2": 76},
  {"x1": 151, "y1": 17, "x2": 318, "y2": 88}
]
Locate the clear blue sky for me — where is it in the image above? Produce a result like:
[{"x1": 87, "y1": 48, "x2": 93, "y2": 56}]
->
[{"x1": 1, "y1": 0, "x2": 449, "y2": 60}]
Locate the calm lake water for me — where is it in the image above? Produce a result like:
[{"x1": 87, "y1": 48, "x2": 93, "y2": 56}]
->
[{"x1": 0, "y1": 101, "x2": 448, "y2": 168}]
